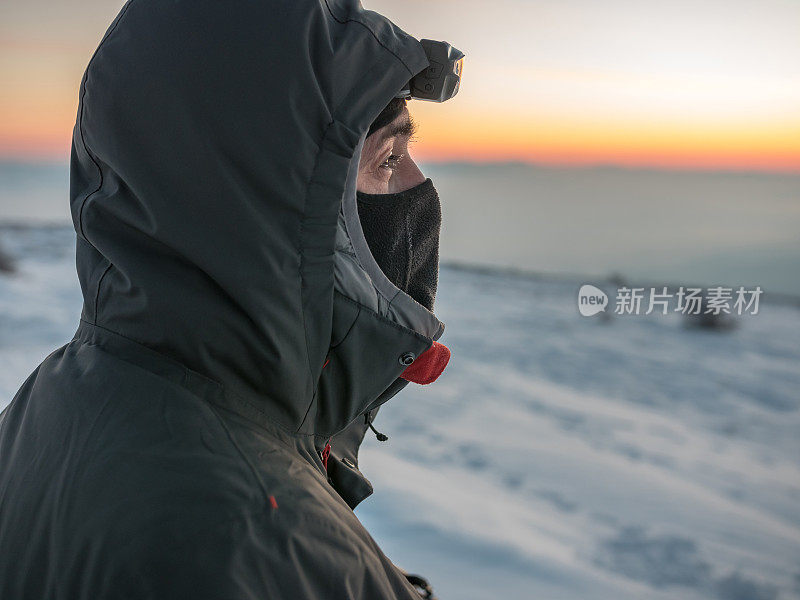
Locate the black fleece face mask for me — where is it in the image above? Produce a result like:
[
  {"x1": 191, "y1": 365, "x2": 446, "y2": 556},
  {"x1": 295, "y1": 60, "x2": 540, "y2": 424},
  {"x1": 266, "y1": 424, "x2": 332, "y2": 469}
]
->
[{"x1": 356, "y1": 178, "x2": 441, "y2": 312}]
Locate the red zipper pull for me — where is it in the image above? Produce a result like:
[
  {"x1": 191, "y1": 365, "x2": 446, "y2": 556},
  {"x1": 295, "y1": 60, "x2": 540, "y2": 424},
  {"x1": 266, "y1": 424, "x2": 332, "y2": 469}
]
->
[{"x1": 321, "y1": 439, "x2": 331, "y2": 471}]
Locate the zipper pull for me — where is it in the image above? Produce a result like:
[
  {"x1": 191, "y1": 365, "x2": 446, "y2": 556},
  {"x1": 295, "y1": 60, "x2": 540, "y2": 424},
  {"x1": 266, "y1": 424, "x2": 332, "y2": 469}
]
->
[{"x1": 321, "y1": 438, "x2": 332, "y2": 470}]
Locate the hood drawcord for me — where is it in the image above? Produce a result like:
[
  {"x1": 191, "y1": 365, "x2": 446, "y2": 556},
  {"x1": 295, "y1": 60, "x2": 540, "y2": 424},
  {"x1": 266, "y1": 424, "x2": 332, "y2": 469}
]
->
[
  {"x1": 402, "y1": 572, "x2": 437, "y2": 599},
  {"x1": 365, "y1": 412, "x2": 389, "y2": 442}
]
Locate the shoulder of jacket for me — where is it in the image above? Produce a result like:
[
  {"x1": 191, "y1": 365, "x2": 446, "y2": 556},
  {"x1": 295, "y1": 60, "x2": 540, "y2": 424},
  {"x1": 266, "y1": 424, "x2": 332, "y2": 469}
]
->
[{"x1": 118, "y1": 507, "x2": 402, "y2": 599}]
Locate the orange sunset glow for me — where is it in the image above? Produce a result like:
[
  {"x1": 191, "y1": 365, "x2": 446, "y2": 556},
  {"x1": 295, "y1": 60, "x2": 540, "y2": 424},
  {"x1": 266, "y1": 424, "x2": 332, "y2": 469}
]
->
[
  {"x1": 410, "y1": 104, "x2": 800, "y2": 172},
  {"x1": 2, "y1": 0, "x2": 800, "y2": 172}
]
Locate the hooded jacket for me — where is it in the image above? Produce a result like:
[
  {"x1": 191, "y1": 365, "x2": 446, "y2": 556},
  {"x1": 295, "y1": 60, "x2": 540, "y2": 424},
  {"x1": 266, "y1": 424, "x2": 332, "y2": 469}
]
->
[{"x1": 0, "y1": 1, "x2": 450, "y2": 597}]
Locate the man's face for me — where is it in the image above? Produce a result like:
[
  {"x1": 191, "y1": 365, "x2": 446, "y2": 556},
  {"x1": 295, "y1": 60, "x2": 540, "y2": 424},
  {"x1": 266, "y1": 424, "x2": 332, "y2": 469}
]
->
[{"x1": 357, "y1": 106, "x2": 426, "y2": 194}]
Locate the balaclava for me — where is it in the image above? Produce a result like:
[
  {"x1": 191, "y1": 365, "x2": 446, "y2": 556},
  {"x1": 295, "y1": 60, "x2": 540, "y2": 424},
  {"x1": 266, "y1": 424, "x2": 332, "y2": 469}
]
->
[{"x1": 357, "y1": 100, "x2": 442, "y2": 312}]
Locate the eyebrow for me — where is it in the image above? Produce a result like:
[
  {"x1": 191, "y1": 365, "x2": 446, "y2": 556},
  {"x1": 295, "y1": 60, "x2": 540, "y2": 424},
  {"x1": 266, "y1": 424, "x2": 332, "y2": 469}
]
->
[{"x1": 381, "y1": 115, "x2": 418, "y2": 141}]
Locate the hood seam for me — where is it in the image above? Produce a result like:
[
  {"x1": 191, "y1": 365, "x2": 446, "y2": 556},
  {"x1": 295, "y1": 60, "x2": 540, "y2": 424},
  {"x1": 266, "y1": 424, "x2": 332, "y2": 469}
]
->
[
  {"x1": 297, "y1": 120, "x2": 335, "y2": 424},
  {"x1": 92, "y1": 261, "x2": 113, "y2": 324},
  {"x1": 322, "y1": 0, "x2": 418, "y2": 77},
  {"x1": 76, "y1": 319, "x2": 316, "y2": 440},
  {"x1": 75, "y1": 0, "x2": 135, "y2": 245}
]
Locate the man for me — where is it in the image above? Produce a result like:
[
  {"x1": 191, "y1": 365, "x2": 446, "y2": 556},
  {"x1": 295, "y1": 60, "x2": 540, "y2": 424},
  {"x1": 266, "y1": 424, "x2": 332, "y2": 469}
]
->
[
  {"x1": 356, "y1": 97, "x2": 442, "y2": 314},
  {"x1": 0, "y1": 0, "x2": 459, "y2": 598}
]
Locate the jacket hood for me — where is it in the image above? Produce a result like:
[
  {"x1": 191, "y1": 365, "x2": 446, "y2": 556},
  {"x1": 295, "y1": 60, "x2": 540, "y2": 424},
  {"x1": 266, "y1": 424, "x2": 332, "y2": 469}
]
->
[{"x1": 70, "y1": 0, "x2": 445, "y2": 442}]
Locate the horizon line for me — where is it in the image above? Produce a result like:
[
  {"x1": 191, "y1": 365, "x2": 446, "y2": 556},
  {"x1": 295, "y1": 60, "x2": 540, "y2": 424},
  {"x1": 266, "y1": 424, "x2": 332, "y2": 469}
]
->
[{"x1": 2, "y1": 155, "x2": 799, "y2": 177}]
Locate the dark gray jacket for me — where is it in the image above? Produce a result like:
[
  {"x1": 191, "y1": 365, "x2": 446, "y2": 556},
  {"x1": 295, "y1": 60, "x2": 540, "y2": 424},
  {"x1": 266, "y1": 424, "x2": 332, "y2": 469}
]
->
[{"x1": 0, "y1": 1, "x2": 448, "y2": 597}]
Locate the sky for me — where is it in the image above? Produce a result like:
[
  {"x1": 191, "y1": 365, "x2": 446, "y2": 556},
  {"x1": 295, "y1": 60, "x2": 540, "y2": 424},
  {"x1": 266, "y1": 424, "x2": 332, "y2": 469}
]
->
[{"x1": 1, "y1": 0, "x2": 800, "y2": 171}]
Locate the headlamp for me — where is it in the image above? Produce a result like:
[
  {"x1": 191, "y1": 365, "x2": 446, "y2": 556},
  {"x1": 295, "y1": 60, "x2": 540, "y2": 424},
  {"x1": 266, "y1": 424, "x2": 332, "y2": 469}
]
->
[{"x1": 397, "y1": 39, "x2": 465, "y2": 102}]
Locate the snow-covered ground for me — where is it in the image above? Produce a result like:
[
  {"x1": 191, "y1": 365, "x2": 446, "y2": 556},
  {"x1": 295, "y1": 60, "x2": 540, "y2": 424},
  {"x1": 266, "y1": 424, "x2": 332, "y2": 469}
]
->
[{"x1": 1, "y1": 225, "x2": 799, "y2": 600}]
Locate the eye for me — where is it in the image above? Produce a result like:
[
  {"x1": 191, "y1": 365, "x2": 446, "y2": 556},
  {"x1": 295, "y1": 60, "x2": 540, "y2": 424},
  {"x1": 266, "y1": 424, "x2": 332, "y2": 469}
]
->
[{"x1": 379, "y1": 153, "x2": 404, "y2": 171}]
